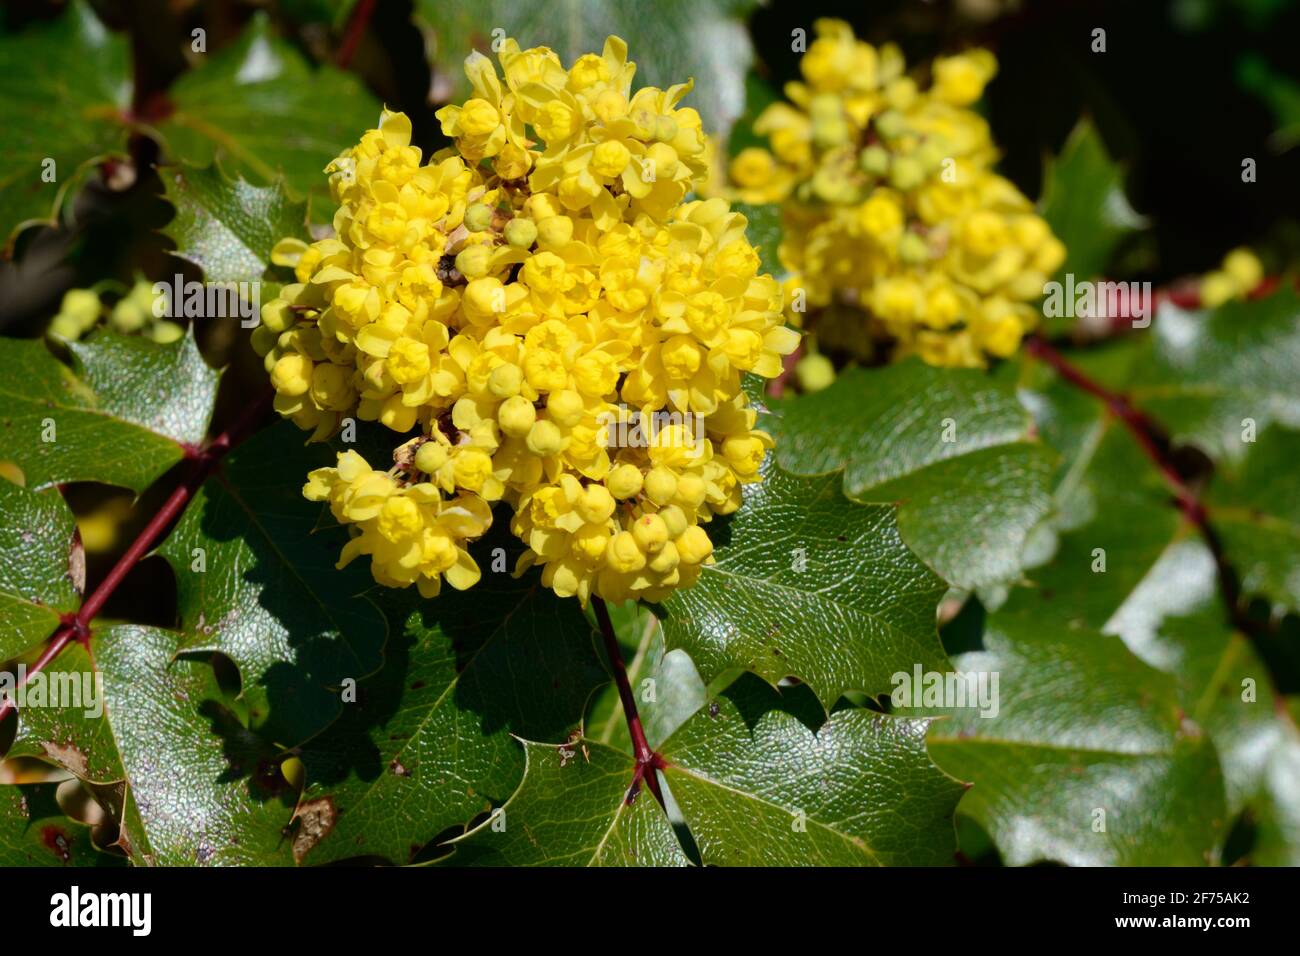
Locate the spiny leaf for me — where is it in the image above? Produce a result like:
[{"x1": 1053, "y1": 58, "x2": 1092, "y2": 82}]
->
[
  {"x1": 920, "y1": 613, "x2": 1227, "y2": 866},
  {"x1": 160, "y1": 163, "x2": 312, "y2": 283},
  {"x1": 772, "y1": 360, "x2": 1055, "y2": 589},
  {"x1": 5, "y1": 625, "x2": 298, "y2": 866},
  {"x1": 659, "y1": 461, "x2": 949, "y2": 708},
  {"x1": 0, "y1": 480, "x2": 80, "y2": 660},
  {"x1": 659, "y1": 676, "x2": 963, "y2": 866},
  {"x1": 158, "y1": 420, "x2": 388, "y2": 748},
  {"x1": 449, "y1": 737, "x2": 689, "y2": 867},
  {"x1": 155, "y1": 13, "x2": 381, "y2": 201},
  {"x1": 415, "y1": 0, "x2": 759, "y2": 139},
  {"x1": 0, "y1": 0, "x2": 131, "y2": 249},
  {"x1": 1039, "y1": 119, "x2": 1145, "y2": 290},
  {"x1": 453, "y1": 674, "x2": 963, "y2": 866},
  {"x1": 0, "y1": 331, "x2": 219, "y2": 493},
  {"x1": 290, "y1": 564, "x2": 607, "y2": 866}
]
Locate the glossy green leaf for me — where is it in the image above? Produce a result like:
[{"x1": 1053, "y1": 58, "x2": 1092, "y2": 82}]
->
[
  {"x1": 773, "y1": 360, "x2": 1055, "y2": 588},
  {"x1": 0, "y1": 481, "x2": 80, "y2": 660},
  {"x1": 1127, "y1": 290, "x2": 1300, "y2": 464},
  {"x1": 415, "y1": 0, "x2": 759, "y2": 138},
  {"x1": 450, "y1": 737, "x2": 689, "y2": 867},
  {"x1": 291, "y1": 567, "x2": 607, "y2": 866},
  {"x1": 157, "y1": 420, "x2": 387, "y2": 747},
  {"x1": 660, "y1": 462, "x2": 949, "y2": 708},
  {"x1": 6, "y1": 625, "x2": 298, "y2": 866},
  {"x1": 922, "y1": 613, "x2": 1227, "y2": 866},
  {"x1": 660, "y1": 676, "x2": 963, "y2": 866},
  {"x1": 155, "y1": 13, "x2": 380, "y2": 200},
  {"x1": 0, "y1": 331, "x2": 219, "y2": 493},
  {"x1": 160, "y1": 163, "x2": 312, "y2": 283},
  {"x1": 454, "y1": 674, "x2": 963, "y2": 866},
  {"x1": 0, "y1": 1, "x2": 131, "y2": 249},
  {"x1": 1101, "y1": 536, "x2": 1300, "y2": 865}
]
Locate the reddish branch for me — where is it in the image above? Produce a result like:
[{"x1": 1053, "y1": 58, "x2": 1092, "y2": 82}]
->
[
  {"x1": 336, "y1": 0, "x2": 377, "y2": 69},
  {"x1": 1024, "y1": 335, "x2": 1282, "y2": 692},
  {"x1": 591, "y1": 596, "x2": 665, "y2": 805},
  {"x1": 0, "y1": 389, "x2": 273, "y2": 723}
]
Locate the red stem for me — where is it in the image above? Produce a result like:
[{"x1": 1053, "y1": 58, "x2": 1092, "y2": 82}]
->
[
  {"x1": 1024, "y1": 337, "x2": 1201, "y2": 520},
  {"x1": 335, "y1": 0, "x2": 377, "y2": 69},
  {"x1": 591, "y1": 596, "x2": 664, "y2": 805},
  {"x1": 1025, "y1": 335, "x2": 1283, "y2": 692},
  {"x1": 0, "y1": 389, "x2": 273, "y2": 723}
]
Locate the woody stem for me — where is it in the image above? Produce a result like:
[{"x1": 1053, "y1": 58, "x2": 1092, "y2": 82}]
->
[
  {"x1": 591, "y1": 596, "x2": 664, "y2": 804},
  {"x1": 0, "y1": 389, "x2": 274, "y2": 723}
]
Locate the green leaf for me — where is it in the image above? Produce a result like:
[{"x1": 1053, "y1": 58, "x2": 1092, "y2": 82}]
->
[
  {"x1": 0, "y1": 331, "x2": 219, "y2": 493},
  {"x1": 1128, "y1": 290, "x2": 1300, "y2": 465},
  {"x1": 1039, "y1": 119, "x2": 1145, "y2": 289},
  {"x1": 0, "y1": 0, "x2": 131, "y2": 249},
  {"x1": 154, "y1": 13, "x2": 381, "y2": 201},
  {"x1": 415, "y1": 0, "x2": 759, "y2": 138},
  {"x1": 732, "y1": 201, "x2": 783, "y2": 277},
  {"x1": 449, "y1": 737, "x2": 689, "y2": 866},
  {"x1": 160, "y1": 164, "x2": 312, "y2": 284},
  {"x1": 293, "y1": 573, "x2": 607, "y2": 865},
  {"x1": 0, "y1": 783, "x2": 122, "y2": 867},
  {"x1": 6, "y1": 625, "x2": 299, "y2": 866},
  {"x1": 660, "y1": 676, "x2": 963, "y2": 866},
  {"x1": 1205, "y1": 425, "x2": 1300, "y2": 614},
  {"x1": 659, "y1": 462, "x2": 949, "y2": 708},
  {"x1": 1101, "y1": 537, "x2": 1300, "y2": 865},
  {"x1": 0, "y1": 481, "x2": 80, "y2": 660},
  {"x1": 772, "y1": 360, "x2": 1055, "y2": 589},
  {"x1": 921, "y1": 613, "x2": 1228, "y2": 866},
  {"x1": 454, "y1": 674, "x2": 963, "y2": 866},
  {"x1": 157, "y1": 420, "x2": 388, "y2": 747}
]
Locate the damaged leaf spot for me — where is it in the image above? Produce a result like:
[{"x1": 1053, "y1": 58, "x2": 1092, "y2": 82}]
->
[{"x1": 291, "y1": 796, "x2": 336, "y2": 864}]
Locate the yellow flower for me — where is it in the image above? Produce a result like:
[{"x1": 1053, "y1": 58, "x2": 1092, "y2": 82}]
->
[
  {"x1": 263, "y1": 39, "x2": 796, "y2": 605},
  {"x1": 719, "y1": 19, "x2": 1062, "y2": 371}
]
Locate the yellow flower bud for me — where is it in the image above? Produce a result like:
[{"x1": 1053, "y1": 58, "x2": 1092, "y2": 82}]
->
[
  {"x1": 607, "y1": 463, "x2": 643, "y2": 499},
  {"x1": 415, "y1": 441, "x2": 449, "y2": 474},
  {"x1": 676, "y1": 525, "x2": 714, "y2": 564},
  {"x1": 643, "y1": 466, "x2": 677, "y2": 505},
  {"x1": 271, "y1": 353, "x2": 313, "y2": 396},
  {"x1": 526, "y1": 419, "x2": 564, "y2": 456},
  {"x1": 498, "y1": 395, "x2": 537, "y2": 437}
]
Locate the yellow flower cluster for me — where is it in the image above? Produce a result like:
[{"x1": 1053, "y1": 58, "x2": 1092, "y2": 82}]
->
[
  {"x1": 719, "y1": 19, "x2": 1064, "y2": 376},
  {"x1": 48, "y1": 280, "x2": 184, "y2": 344},
  {"x1": 1198, "y1": 247, "x2": 1264, "y2": 307},
  {"x1": 256, "y1": 37, "x2": 796, "y2": 604}
]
